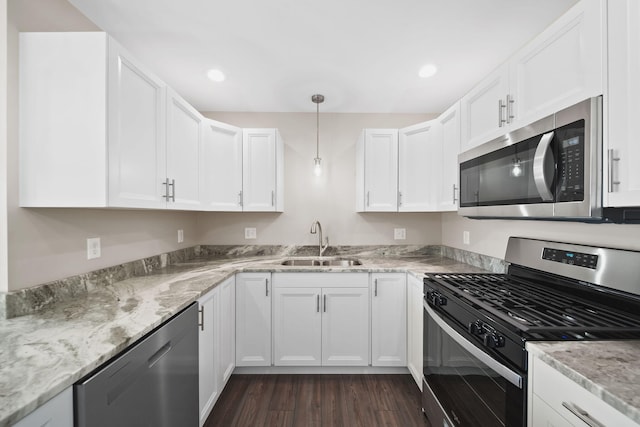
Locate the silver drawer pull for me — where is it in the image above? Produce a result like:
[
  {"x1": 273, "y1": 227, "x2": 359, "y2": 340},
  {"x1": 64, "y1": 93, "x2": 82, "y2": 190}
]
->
[
  {"x1": 562, "y1": 402, "x2": 606, "y2": 427},
  {"x1": 608, "y1": 149, "x2": 621, "y2": 193}
]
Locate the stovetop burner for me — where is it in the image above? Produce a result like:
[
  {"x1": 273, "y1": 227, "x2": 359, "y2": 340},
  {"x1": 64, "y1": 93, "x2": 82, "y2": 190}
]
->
[{"x1": 425, "y1": 272, "x2": 640, "y2": 338}]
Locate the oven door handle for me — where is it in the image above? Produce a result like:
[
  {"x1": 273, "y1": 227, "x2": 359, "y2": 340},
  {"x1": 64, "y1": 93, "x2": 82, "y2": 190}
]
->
[
  {"x1": 533, "y1": 131, "x2": 555, "y2": 202},
  {"x1": 424, "y1": 301, "x2": 524, "y2": 389}
]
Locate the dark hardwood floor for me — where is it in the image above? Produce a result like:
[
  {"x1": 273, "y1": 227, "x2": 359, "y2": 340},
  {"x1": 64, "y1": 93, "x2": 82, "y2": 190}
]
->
[{"x1": 204, "y1": 374, "x2": 430, "y2": 427}]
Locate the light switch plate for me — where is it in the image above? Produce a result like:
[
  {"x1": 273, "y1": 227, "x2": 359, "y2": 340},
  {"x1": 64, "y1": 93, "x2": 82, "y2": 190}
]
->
[
  {"x1": 245, "y1": 227, "x2": 257, "y2": 239},
  {"x1": 394, "y1": 228, "x2": 406, "y2": 240},
  {"x1": 463, "y1": 231, "x2": 470, "y2": 245},
  {"x1": 87, "y1": 237, "x2": 101, "y2": 259}
]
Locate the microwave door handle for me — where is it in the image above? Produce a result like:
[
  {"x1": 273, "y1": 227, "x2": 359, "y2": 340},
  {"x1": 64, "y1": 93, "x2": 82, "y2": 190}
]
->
[
  {"x1": 424, "y1": 301, "x2": 524, "y2": 389},
  {"x1": 533, "y1": 131, "x2": 555, "y2": 201}
]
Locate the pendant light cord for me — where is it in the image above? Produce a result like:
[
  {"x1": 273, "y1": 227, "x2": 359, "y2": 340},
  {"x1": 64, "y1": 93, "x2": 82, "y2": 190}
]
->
[{"x1": 316, "y1": 100, "x2": 320, "y2": 158}]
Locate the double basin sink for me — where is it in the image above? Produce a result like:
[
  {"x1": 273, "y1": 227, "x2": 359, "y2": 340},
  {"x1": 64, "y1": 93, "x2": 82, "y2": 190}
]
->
[{"x1": 281, "y1": 258, "x2": 362, "y2": 267}]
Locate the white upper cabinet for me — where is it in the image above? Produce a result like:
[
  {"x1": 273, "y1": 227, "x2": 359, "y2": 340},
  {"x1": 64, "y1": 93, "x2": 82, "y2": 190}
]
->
[
  {"x1": 398, "y1": 121, "x2": 440, "y2": 212},
  {"x1": 20, "y1": 32, "x2": 166, "y2": 208},
  {"x1": 242, "y1": 129, "x2": 284, "y2": 212},
  {"x1": 460, "y1": 63, "x2": 511, "y2": 152},
  {"x1": 166, "y1": 88, "x2": 203, "y2": 210},
  {"x1": 509, "y1": 0, "x2": 604, "y2": 127},
  {"x1": 356, "y1": 129, "x2": 399, "y2": 212},
  {"x1": 437, "y1": 102, "x2": 461, "y2": 211},
  {"x1": 460, "y1": 0, "x2": 605, "y2": 152},
  {"x1": 201, "y1": 119, "x2": 243, "y2": 211},
  {"x1": 606, "y1": 0, "x2": 640, "y2": 207}
]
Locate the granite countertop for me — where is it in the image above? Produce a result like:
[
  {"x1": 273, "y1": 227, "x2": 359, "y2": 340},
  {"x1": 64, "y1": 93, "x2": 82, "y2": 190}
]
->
[
  {"x1": 0, "y1": 248, "x2": 488, "y2": 426},
  {"x1": 528, "y1": 341, "x2": 640, "y2": 423}
]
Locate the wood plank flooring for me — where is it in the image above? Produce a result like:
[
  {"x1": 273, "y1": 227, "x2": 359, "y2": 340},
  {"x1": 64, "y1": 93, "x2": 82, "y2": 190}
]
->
[{"x1": 204, "y1": 374, "x2": 430, "y2": 427}]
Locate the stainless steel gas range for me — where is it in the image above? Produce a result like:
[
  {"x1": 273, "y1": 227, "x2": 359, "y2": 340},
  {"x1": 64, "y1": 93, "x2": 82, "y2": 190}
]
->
[{"x1": 422, "y1": 237, "x2": 640, "y2": 427}]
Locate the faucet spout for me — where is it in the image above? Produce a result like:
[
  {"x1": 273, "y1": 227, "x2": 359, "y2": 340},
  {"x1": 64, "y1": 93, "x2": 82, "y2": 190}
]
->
[{"x1": 310, "y1": 220, "x2": 329, "y2": 257}]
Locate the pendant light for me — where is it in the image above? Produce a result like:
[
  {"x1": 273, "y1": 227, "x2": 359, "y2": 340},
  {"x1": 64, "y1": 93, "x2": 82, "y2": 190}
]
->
[{"x1": 312, "y1": 94, "x2": 324, "y2": 176}]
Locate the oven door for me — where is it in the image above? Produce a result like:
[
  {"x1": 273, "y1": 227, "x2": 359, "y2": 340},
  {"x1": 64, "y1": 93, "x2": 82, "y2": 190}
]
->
[{"x1": 422, "y1": 301, "x2": 525, "y2": 427}]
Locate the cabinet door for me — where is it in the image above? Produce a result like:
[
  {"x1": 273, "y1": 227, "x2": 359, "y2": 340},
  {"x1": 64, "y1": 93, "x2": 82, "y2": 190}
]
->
[
  {"x1": 107, "y1": 39, "x2": 167, "y2": 208},
  {"x1": 363, "y1": 129, "x2": 399, "y2": 211},
  {"x1": 273, "y1": 287, "x2": 322, "y2": 366},
  {"x1": 235, "y1": 273, "x2": 272, "y2": 366},
  {"x1": 407, "y1": 275, "x2": 423, "y2": 390},
  {"x1": 607, "y1": 0, "x2": 640, "y2": 207},
  {"x1": 218, "y1": 276, "x2": 235, "y2": 386},
  {"x1": 371, "y1": 274, "x2": 407, "y2": 366},
  {"x1": 243, "y1": 129, "x2": 277, "y2": 211},
  {"x1": 13, "y1": 387, "x2": 73, "y2": 427},
  {"x1": 438, "y1": 102, "x2": 461, "y2": 211},
  {"x1": 398, "y1": 121, "x2": 439, "y2": 212},
  {"x1": 460, "y1": 64, "x2": 510, "y2": 152},
  {"x1": 201, "y1": 120, "x2": 243, "y2": 211},
  {"x1": 198, "y1": 287, "x2": 219, "y2": 426},
  {"x1": 322, "y1": 287, "x2": 370, "y2": 366},
  {"x1": 166, "y1": 88, "x2": 203, "y2": 210},
  {"x1": 510, "y1": 0, "x2": 604, "y2": 128}
]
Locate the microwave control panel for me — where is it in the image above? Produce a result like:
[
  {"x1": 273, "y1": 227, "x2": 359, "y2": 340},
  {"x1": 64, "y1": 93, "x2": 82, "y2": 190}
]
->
[{"x1": 556, "y1": 120, "x2": 585, "y2": 202}]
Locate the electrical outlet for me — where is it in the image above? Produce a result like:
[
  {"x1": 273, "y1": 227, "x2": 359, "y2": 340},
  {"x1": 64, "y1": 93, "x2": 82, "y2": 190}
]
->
[
  {"x1": 177, "y1": 229, "x2": 184, "y2": 243},
  {"x1": 394, "y1": 228, "x2": 406, "y2": 240},
  {"x1": 244, "y1": 227, "x2": 257, "y2": 239},
  {"x1": 463, "y1": 231, "x2": 470, "y2": 245},
  {"x1": 87, "y1": 237, "x2": 101, "y2": 260}
]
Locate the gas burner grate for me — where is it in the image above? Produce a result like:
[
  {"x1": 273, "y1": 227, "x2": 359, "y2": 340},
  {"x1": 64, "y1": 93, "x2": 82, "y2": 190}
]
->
[{"x1": 425, "y1": 273, "x2": 640, "y2": 333}]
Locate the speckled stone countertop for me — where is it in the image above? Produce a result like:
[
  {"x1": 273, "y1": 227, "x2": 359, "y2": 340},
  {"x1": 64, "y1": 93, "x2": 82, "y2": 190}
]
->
[
  {"x1": 0, "y1": 246, "x2": 492, "y2": 426},
  {"x1": 528, "y1": 341, "x2": 640, "y2": 423}
]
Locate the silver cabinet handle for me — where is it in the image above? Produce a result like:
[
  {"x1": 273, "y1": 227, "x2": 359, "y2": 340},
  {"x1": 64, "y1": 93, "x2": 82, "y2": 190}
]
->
[
  {"x1": 238, "y1": 191, "x2": 243, "y2": 206},
  {"x1": 316, "y1": 294, "x2": 320, "y2": 312},
  {"x1": 162, "y1": 178, "x2": 170, "y2": 200},
  {"x1": 366, "y1": 191, "x2": 370, "y2": 207},
  {"x1": 398, "y1": 191, "x2": 402, "y2": 207},
  {"x1": 608, "y1": 149, "x2": 621, "y2": 193},
  {"x1": 506, "y1": 94, "x2": 515, "y2": 124},
  {"x1": 452, "y1": 184, "x2": 458, "y2": 203},
  {"x1": 169, "y1": 179, "x2": 175, "y2": 202},
  {"x1": 498, "y1": 99, "x2": 506, "y2": 127},
  {"x1": 374, "y1": 278, "x2": 378, "y2": 296},
  {"x1": 562, "y1": 402, "x2": 606, "y2": 427},
  {"x1": 323, "y1": 294, "x2": 327, "y2": 312},
  {"x1": 265, "y1": 278, "x2": 269, "y2": 297},
  {"x1": 533, "y1": 131, "x2": 555, "y2": 201},
  {"x1": 271, "y1": 190, "x2": 275, "y2": 207},
  {"x1": 198, "y1": 306, "x2": 204, "y2": 331}
]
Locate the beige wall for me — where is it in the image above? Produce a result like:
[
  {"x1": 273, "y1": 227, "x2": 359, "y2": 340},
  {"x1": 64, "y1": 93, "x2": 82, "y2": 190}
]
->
[
  {"x1": 198, "y1": 112, "x2": 442, "y2": 246},
  {"x1": 6, "y1": 0, "x2": 198, "y2": 291},
  {"x1": 442, "y1": 212, "x2": 640, "y2": 259}
]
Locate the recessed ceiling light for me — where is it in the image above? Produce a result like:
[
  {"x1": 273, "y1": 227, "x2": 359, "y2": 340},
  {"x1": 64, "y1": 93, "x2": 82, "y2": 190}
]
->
[
  {"x1": 419, "y1": 64, "x2": 438, "y2": 79},
  {"x1": 207, "y1": 69, "x2": 226, "y2": 82}
]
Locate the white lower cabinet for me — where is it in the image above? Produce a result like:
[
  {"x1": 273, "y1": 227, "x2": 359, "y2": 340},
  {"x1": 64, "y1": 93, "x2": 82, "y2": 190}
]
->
[
  {"x1": 407, "y1": 274, "x2": 423, "y2": 390},
  {"x1": 272, "y1": 273, "x2": 370, "y2": 367},
  {"x1": 371, "y1": 273, "x2": 406, "y2": 367},
  {"x1": 528, "y1": 352, "x2": 639, "y2": 427},
  {"x1": 197, "y1": 276, "x2": 235, "y2": 426},
  {"x1": 235, "y1": 273, "x2": 272, "y2": 366},
  {"x1": 12, "y1": 387, "x2": 73, "y2": 427}
]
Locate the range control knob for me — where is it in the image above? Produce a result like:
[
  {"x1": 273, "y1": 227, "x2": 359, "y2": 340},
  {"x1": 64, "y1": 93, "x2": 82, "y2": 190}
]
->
[
  {"x1": 483, "y1": 332, "x2": 506, "y2": 349},
  {"x1": 468, "y1": 320, "x2": 483, "y2": 336},
  {"x1": 426, "y1": 291, "x2": 447, "y2": 307}
]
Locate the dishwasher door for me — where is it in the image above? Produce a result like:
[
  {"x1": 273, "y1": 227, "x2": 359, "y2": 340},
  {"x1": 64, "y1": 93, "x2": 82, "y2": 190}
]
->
[{"x1": 75, "y1": 303, "x2": 199, "y2": 427}]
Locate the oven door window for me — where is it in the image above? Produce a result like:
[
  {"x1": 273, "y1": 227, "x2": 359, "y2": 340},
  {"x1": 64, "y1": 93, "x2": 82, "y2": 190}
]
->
[{"x1": 423, "y1": 305, "x2": 524, "y2": 427}]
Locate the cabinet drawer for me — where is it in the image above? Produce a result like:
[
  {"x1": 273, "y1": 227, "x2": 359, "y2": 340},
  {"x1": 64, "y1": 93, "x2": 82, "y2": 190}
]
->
[
  {"x1": 272, "y1": 273, "x2": 369, "y2": 288},
  {"x1": 531, "y1": 358, "x2": 637, "y2": 427}
]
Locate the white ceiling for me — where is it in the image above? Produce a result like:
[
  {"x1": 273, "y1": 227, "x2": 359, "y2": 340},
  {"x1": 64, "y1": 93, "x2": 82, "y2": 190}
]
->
[{"x1": 67, "y1": 0, "x2": 578, "y2": 113}]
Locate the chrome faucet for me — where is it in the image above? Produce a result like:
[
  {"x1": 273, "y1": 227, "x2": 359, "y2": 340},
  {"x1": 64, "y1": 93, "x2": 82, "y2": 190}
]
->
[{"x1": 310, "y1": 220, "x2": 329, "y2": 257}]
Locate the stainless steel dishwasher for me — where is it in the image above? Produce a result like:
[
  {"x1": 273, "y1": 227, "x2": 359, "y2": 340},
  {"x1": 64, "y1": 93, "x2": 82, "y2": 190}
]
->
[{"x1": 75, "y1": 303, "x2": 199, "y2": 427}]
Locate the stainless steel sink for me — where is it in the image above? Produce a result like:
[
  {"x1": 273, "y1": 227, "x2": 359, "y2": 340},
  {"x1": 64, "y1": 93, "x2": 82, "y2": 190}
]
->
[{"x1": 281, "y1": 258, "x2": 362, "y2": 267}]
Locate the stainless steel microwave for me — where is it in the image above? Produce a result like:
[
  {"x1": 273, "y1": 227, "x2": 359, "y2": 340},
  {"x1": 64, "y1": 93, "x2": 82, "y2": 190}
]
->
[{"x1": 458, "y1": 96, "x2": 602, "y2": 220}]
